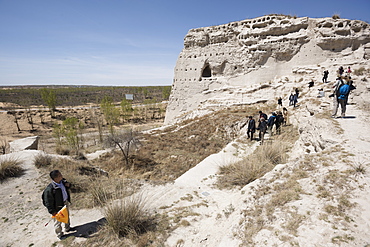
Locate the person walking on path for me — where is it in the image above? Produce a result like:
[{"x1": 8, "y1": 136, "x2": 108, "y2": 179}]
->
[
  {"x1": 308, "y1": 80, "x2": 314, "y2": 88},
  {"x1": 275, "y1": 111, "x2": 284, "y2": 135},
  {"x1": 246, "y1": 116, "x2": 256, "y2": 141},
  {"x1": 330, "y1": 76, "x2": 344, "y2": 117},
  {"x1": 267, "y1": 112, "x2": 276, "y2": 136},
  {"x1": 258, "y1": 117, "x2": 268, "y2": 144},
  {"x1": 289, "y1": 93, "x2": 294, "y2": 106},
  {"x1": 258, "y1": 111, "x2": 267, "y2": 122},
  {"x1": 293, "y1": 93, "x2": 298, "y2": 107},
  {"x1": 295, "y1": 88, "x2": 300, "y2": 98},
  {"x1": 346, "y1": 66, "x2": 352, "y2": 77},
  {"x1": 322, "y1": 70, "x2": 329, "y2": 83},
  {"x1": 282, "y1": 107, "x2": 288, "y2": 125},
  {"x1": 277, "y1": 97, "x2": 283, "y2": 108},
  {"x1": 42, "y1": 170, "x2": 73, "y2": 239},
  {"x1": 332, "y1": 76, "x2": 352, "y2": 118},
  {"x1": 337, "y1": 66, "x2": 344, "y2": 76}
]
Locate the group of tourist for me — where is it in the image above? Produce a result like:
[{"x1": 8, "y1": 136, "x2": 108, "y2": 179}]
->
[
  {"x1": 241, "y1": 65, "x2": 356, "y2": 144},
  {"x1": 288, "y1": 88, "x2": 300, "y2": 107},
  {"x1": 336, "y1": 66, "x2": 352, "y2": 77},
  {"x1": 323, "y1": 66, "x2": 351, "y2": 83},
  {"x1": 242, "y1": 109, "x2": 287, "y2": 144}
]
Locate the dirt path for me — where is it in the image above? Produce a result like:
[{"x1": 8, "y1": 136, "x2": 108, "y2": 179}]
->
[
  {"x1": 336, "y1": 105, "x2": 370, "y2": 161},
  {"x1": 0, "y1": 151, "x2": 104, "y2": 247}
]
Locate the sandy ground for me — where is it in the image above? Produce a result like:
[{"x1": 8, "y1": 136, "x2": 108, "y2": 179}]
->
[{"x1": 1, "y1": 79, "x2": 370, "y2": 247}]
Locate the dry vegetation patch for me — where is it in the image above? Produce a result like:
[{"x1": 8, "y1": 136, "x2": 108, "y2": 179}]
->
[
  {"x1": 236, "y1": 133, "x2": 363, "y2": 245},
  {"x1": 92, "y1": 105, "x2": 264, "y2": 182},
  {"x1": 217, "y1": 124, "x2": 298, "y2": 189},
  {"x1": 0, "y1": 156, "x2": 24, "y2": 182}
]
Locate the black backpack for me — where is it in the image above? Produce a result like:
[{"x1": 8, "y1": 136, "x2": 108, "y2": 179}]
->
[
  {"x1": 276, "y1": 115, "x2": 284, "y2": 124},
  {"x1": 42, "y1": 183, "x2": 55, "y2": 207}
]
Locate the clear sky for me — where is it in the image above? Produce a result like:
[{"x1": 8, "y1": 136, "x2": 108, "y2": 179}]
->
[{"x1": 0, "y1": 0, "x2": 369, "y2": 87}]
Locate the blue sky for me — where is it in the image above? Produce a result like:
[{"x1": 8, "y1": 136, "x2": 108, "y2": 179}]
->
[{"x1": 0, "y1": 0, "x2": 369, "y2": 86}]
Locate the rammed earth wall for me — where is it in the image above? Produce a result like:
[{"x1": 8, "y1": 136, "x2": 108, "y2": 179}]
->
[{"x1": 165, "y1": 15, "x2": 370, "y2": 124}]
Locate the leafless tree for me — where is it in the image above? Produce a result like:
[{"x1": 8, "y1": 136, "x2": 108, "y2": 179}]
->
[
  {"x1": 7, "y1": 111, "x2": 21, "y2": 132},
  {"x1": 0, "y1": 138, "x2": 9, "y2": 154},
  {"x1": 25, "y1": 107, "x2": 35, "y2": 130},
  {"x1": 90, "y1": 108, "x2": 104, "y2": 144},
  {"x1": 106, "y1": 129, "x2": 141, "y2": 166}
]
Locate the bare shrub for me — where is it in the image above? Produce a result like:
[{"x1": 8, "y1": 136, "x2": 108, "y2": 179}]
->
[
  {"x1": 55, "y1": 146, "x2": 70, "y2": 155},
  {"x1": 282, "y1": 211, "x2": 305, "y2": 236},
  {"x1": 0, "y1": 157, "x2": 24, "y2": 181},
  {"x1": 105, "y1": 128, "x2": 141, "y2": 166},
  {"x1": 33, "y1": 152, "x2": 52, "y2": 168}
]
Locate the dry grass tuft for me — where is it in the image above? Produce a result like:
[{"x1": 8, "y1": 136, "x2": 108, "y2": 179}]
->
[
  {"x1": 104, "y1": 194, "x2": 155, "y2": 238},
  {"x1": 89, "y1": 178, "x2": 133, "y2": 207},
  {"x1": 282, "y1": 211, "x2": 305, "y2": 236},
  {"x1": 33, "y1": 152, "x2": 53, "y2": 168},
  {"x1": 349, "y1": 161, "x2": 367, "y2": 177},
  {"x1": 0, "y1": 156, "x2": 24, "y2": 181},
  {"x1": 90, "y1": 181, "x2": 111, "y2": 207},
  {"x1": 332, "y1": 14, "x2": 340, "y2": 19}
]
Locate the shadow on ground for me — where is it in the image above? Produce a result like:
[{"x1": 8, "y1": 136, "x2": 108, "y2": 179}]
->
[{"x1": 64, "y1": 217, "x2": 106, "y2": 238}]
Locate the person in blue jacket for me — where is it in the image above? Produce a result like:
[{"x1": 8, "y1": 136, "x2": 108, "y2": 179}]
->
[{"x1": 332, "y1": 76, "x2": 353, "y2": 118}]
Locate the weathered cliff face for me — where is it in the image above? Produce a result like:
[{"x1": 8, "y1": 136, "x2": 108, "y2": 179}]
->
[{"x1": 165, "y1": 15, "x2": 370, "y2": 124}]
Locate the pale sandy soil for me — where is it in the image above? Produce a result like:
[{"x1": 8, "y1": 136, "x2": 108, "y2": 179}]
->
[{"x1": 1, "y1": 77, "x2": 370, "y2": 247}]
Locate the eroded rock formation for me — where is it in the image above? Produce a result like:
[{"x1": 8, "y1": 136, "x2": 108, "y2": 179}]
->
[
  {"x1": 9, "y1": 136, "x2": 39, "y2": 153},
  {"x1": 165, "y1": 15, "x2": 370, "y2": 124}
]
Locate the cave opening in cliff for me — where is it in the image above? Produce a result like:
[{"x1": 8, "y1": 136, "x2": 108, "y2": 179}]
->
[{"x1": 202, "y1": 65, "x2": 212, "y2": 77}]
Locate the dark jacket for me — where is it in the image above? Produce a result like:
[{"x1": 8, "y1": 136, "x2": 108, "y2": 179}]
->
[
  {"x1": 258, "y1": 121, "x2": 267, "y2": 133},
  {"x1": 267, "y1": 115, "x2": 276, "y2": 127},
  {"x1": 42, "y1": 180, "x2": 71, "y2": 215},
  {"x1": 275, "y1": 114, "x2": 284, "y2": 126},
  {"x1": 247, "y1": 119, "x2": 256, "y2": 132},
  {"x1": 259, "y1": 113, "x2": 267, "y2": 121}
]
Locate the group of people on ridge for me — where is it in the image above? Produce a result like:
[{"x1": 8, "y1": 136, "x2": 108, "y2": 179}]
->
[
  {"x1": 288, "y1": 88, "x2": 300, "y2": 107},
  {"x1": 242, "y1": 109, "x2": 286, "y2": 144}
]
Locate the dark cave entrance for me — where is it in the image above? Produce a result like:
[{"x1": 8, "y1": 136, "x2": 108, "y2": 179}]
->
[{"x1": 202, "y1": 65, "x2": 211, "y2": 77}]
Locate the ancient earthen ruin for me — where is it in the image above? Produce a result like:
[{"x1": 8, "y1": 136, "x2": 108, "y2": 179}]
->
[{"x1": 165, "y1": 15, "x2": 370, "y2": 124}]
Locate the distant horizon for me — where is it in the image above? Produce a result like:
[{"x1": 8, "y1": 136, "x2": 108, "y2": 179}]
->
[
  {"x1": 0, "y1": 84, "x2": 171, "y2": 88},
  {"x1": 1, "y1": 0, "x2": 369, "y2": 87}
]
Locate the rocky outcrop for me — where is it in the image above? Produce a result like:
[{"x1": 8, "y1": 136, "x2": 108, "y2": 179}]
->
[
  {"x1": 165, "y1": 15, "x2": 370, "y2": 124},
  {"x1": 9, "y1": 136, "x2": 40, "y2": 153}
]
